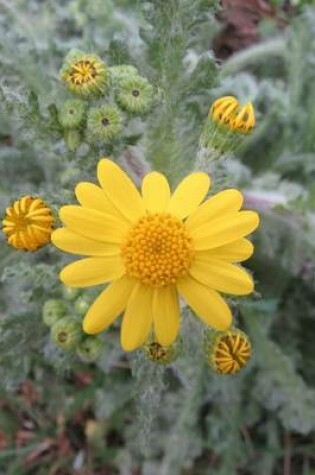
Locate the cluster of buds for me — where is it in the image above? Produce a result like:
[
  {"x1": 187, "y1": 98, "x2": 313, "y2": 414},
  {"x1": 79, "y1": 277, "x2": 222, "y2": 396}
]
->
[
  {"x1": 200, "y1": 95, "x2": 255, "y2": 156},
  {"x1": 58, "y1": 50, "x2": 156, "y2": 150},
  {"x1": 42, "y1": 286, "x2": 103, "y2": 362}
]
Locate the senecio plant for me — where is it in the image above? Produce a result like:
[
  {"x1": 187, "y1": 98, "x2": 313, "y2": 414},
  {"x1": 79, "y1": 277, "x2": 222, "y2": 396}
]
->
[
  {"x1": 2, "y1": 36, "x2": 259, "y2": 373},
  {"x1": 3, "y1": 2, "x2": 315, "y2": 472}
]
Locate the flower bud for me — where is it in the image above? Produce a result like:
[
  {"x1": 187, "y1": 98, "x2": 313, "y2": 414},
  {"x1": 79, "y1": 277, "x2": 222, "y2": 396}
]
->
[
  {"x1": 42, "y1": 299, "x2": 67, "y2": 327},
  {"x1": 115, "y1": 76, "x2": 154, "y2": 114},
  {"x1": 60, "y1": 50, "x2": 109, "y2": 97},
  {"x1": 109, "y1": 65, "x2": 139, "y2": 86},
  {"x1": 58, "y1": 99, "x2": 86, "y2": 129},
  {"x1": 64, "y1": 129, "x2": 83, "y2": 151},
  {"x1": 51, "y1": 317, "x2": 82, "y2": 350},
  {"x1": 86, "y1": 105, "x2": 123, "y2": 142},
  {"x1": 74, "y1": 296, "x2": 91, "y2": 317},
  {"x1": 143, "y1": 336, "x2": 181, "y2": 365},
  {"x1": 2, "y1": 196, "x2": 54, "y2": 251},
  {"x1": 77, "y1": 336, "x2": 103, "y2": 362},
  {"x1": 200, "y1": 96, "x2": 255, "y2": 155},
  {"x1": 62, "y1": 285, "x2": 80, "y2": 301},
  {"x1": 204, "y1": 328, "x2": 252, "y2": 375}
]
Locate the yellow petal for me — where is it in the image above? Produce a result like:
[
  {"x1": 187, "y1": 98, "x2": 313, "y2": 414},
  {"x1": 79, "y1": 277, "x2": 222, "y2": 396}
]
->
[
  {"x1": 97, "y1": 158, "x2": 145, "y2": 222},
  {"x1": 75, "y1": 182, "x2": 126, "y2": 220},
  {"x1": 121, "y1": 283, "x2": 153, "y2": 351},
  {"x1": 192, "y1": 211, "x2": 259, "y2": 251},
  {"x1": 189, "y1": 258, "x2": 254, "y2": 296},
  {"x1": 177, "y1": 276, "x2": 232, "y2": 330},
  {"x1": 60, "y1": 256, "x2": 125, "y2": 288},
  {"x1": 197, "y1": 239, "x2": 254, "y2": 262},
  {"x1": 186, "y1": 189, "x2": 243, "y2": 230},
  {"x1": 83, "y1": 275, "x2": 134, "y2": 334},
  {"x1": 52, "y1": 228, "x2": 119, "y2": 256},
  {"x1": 59, "y1": 205, "x2": 128, "y2": 244},
  {"x1": 167, "y1": 172, "x2": 211, "y2": 219},
  {"x1": 153, "y1": 286, "x2": 180, "y2": 346},
  {"x1": 142, "y1": 172, "x2": 171, "y2": 213}
]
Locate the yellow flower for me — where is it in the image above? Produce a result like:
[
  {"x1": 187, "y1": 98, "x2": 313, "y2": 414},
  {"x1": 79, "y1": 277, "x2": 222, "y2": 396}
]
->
[
  {"x1": 210, "y1": 96, "x2": 255, "y2": 134},
  {"x1": 2, "y1": 196, "x2": 54, "y2": 251},
  {"x1": 52, "y1": 159, "x2": 259, "y2": 351},
  {"x1": 204, "y1": 328, "x2": 252, "y2": 375}
]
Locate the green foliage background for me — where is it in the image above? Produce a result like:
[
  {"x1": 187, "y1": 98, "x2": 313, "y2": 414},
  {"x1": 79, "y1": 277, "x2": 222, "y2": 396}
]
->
[{"x1": 1, "y1": 1, "x2": 315, "y2": 474}]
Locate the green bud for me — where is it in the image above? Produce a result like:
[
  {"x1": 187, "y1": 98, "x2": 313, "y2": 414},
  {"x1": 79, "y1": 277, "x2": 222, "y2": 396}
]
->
[
  {"x1": 64, "y1": 129, "x2": 82, "y2": 152},
  {"x1": 51, "y1": 317, "x2": 82, "y2": 350},
  {"x1": 62, "y1": 285, "x2": 80, "y2": 301},
  {"x1": 143, "y1": 336, "x2": 181, "y2": 365},
  {"x1": 74, "y1": 296, "x2": 91, "y2": 316},
  {"x1": 42, "y1": 299, "x2": 67, "y2": 327},
  {"x1": 58, "y1": 99, "x2": 86, "y2": 129},
  {"x1": 86, "y1": 105, "x2": 123, "y2": 142},
  {"x1": 115, "y1": 76, "x2": 154, "y2": 114},
  {"x1": 109, "y1": 65, "x2": 139, "y2": 86},
  {"x1": 77, "y1": 336, "x2": 103, "y2": 362}
]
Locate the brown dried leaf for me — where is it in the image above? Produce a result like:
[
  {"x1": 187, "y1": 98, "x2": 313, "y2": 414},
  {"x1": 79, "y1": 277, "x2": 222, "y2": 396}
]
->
[{"x1": 213, "y1": 0, "x2": 288, "y2": 59}]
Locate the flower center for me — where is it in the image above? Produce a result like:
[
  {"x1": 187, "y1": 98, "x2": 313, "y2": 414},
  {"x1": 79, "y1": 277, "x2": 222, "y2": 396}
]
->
[
  {"x1": 132, "y1": 89, "x2": 140, "y2": 97},
  {"x1": 120, "y1": 213, "x2": 194, "y2": 287},
  {"x1": 69, "y1": 60, "x2": 97, "y2": 85}
]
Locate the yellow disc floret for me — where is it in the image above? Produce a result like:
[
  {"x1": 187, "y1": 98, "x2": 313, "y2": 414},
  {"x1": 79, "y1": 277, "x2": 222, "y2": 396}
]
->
[
  {"x1": 2, "y1": 196, "x2": 54, "y2": 251},
  {"x1": 121, "y1": 213, "x2": 194, "y2": 287}
]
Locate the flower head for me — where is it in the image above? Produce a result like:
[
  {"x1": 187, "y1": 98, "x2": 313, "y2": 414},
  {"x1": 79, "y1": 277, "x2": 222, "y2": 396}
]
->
[
  {"x1": 52, "y1": 159, "x2": 259, "y2": 351},
  {"x1": 42, "y1": 299, "x2": 67, "y2": 327},
  {"x1": 51, "y1": 316, "x2": 82, "y2": 350},
  {"x1": 2, "y1": 196, "x2": 54, "y2": 251},
  {"x1": 200, "y1": 96, "x2": 256, "y2": 154},
  {"x1": 204, "y1": 328, "x2": 252, "y2": 374},
  {"x1": 210, "y1": 96, "x2": 255, "y2": 134},
  {"x1": 115, "y1": 76, "x2": 154, "y2": 114},
  {"x1": 143, "y1": 337, "x2": 180, "y2": 364},
  {"x1": 86, "y1": 105, "x2": 123, "y2": 142},
  {"x1": 59, "y1": 99, "x2": 87, "y2": 129},
  {"x1": 77, "y1": 336, "x2": 103, "y2": 362},
  {"x1": 60, "y1": 50, "x2": 109, "y2": 97}
]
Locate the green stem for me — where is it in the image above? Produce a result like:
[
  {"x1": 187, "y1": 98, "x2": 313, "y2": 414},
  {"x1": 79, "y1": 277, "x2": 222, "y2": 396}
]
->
[
  {"x1": 220, "y1": 37, "x2": 286, "y2": 77},
  {"x1": 159, "y1": 363, "x2": 205, "y2": 475}
]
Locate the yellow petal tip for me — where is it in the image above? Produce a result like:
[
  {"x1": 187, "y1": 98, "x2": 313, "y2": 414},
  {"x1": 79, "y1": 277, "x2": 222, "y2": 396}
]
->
[
  {"x1": 121, "y1": 339, "x2": 137, "y2": 352},
  {"x1": 82, "y1": 318, "x2": 100, "y2": 335}
]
